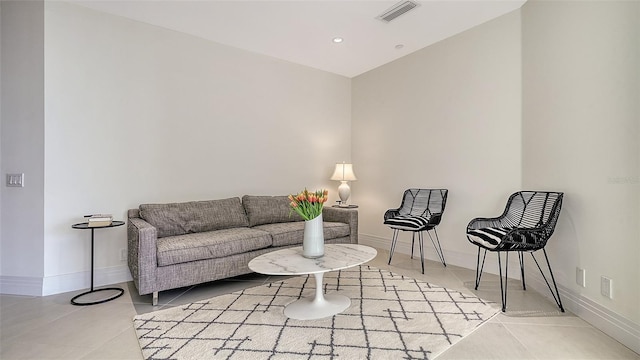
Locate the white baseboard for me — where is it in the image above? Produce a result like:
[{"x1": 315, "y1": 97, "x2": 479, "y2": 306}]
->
[
  {"x1": 42, "y1": 264, "x2": 133, "y2": 296},
  {"x1": 360, "y1": 232, "x2": 640, "y2": 355},
  {"x1": 0, "y1": 275, "x2": 43, "y2": 296},
  {"x1": 0, "y1": 265, "x2": 132, "y2": 297},
  {"x1": 526, "y1": 273, "x2": 640, "y2": 355},
  {"x1": 359, "y1": 232, "x2": 521, "y2": 276}
]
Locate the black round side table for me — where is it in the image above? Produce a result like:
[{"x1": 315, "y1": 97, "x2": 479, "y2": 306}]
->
[{"x1": 71, "y1": 220, "x2": 125, "y2": 306}]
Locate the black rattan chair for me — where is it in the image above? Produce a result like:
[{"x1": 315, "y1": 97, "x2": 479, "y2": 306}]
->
[
  {"x1": 466, "y1": 191, "x2": 564, "y2": 312},
  {"x1": 384, "y1": 189, "x2": 448, "y2": 274}
]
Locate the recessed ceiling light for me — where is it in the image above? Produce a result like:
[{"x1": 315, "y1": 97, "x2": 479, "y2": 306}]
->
[
  {"x1": 332, "y1": 37, "x2": 344, "y2": 43},
  {"x1": 395, "y1": 44, "x2": 404, "y2": 49}
]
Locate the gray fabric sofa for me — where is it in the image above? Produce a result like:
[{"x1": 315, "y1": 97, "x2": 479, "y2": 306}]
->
[{"x1": 127, "y1": 195, "x2": 358, "y2": 305}]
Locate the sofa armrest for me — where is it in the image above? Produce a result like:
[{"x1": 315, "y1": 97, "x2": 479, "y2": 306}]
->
[
  {"x1": 323, "y1": 207, "x2": 358, "y2": 244},
  {"x1": 127, "y1": 213, "x2": 159, "y2": 295}
]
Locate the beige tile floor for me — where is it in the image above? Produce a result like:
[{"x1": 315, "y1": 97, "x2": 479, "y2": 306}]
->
[{"x1": 1, "y1": 247, "x2": 638, "y2": 359}]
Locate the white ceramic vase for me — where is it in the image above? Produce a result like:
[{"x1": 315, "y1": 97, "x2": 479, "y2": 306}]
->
[{"x1": 303, "y1": 213, "x2": 324, "y2": 258}]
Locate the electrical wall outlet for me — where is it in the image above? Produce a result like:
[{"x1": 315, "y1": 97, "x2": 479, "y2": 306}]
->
[
  {"x1": 120, "y1": 248, "x2": 127, "y2": 262},
  {"x1": 6, "y1": 173, "x2": 24, "y2": 187},
  {"x1": 601, "y1": 276, "x2": 612, "y2": 299},
  {"x1": 576, "y1": 267, "x2": 586, "y2": 287}
]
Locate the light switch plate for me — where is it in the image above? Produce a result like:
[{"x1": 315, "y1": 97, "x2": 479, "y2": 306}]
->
[
  {"x1": 6, "y1": 173, "x2": 24, "y2": 187},
  {"x1": 576, "y1": 267, "x2": 586, "y2": 287}
]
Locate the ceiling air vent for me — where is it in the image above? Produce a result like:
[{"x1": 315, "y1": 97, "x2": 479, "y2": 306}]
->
[{"x1": 376, "y1": 1, "x2": 420, "y2": 23}]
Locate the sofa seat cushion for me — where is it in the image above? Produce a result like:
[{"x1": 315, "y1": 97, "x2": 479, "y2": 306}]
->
[
  {"x1": 157, "y1": 228, "x2": 272, "y2": 266},
  {"x1": 140, "y1": 198, "x2": 249, "y2": 238},
  {"x1": 254, "y1": 221, "x2": 350, "y2": 247}
]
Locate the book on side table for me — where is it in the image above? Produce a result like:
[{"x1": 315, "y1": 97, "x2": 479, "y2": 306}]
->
[{"x1": 86, "y1": 214, "x2": 113, "y2": 227}]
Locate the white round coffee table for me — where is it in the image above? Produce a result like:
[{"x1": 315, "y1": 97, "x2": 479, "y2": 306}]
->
[{"x1": 248, "y1": 243, "x2": 377, "y2": 320}]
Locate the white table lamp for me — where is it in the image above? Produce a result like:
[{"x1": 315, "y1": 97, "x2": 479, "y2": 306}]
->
[{"x1": 330, "y1": 163, "x2": 357, "y2": 206}]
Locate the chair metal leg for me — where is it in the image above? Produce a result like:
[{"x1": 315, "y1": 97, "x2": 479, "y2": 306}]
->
[
  {"x1": 411, "y1": 233, "x2": 416, "y2": 259},
  {"x1": 498, "y1": 252, "x2": 509, "y2": 312},
  {"x1": 388, "y1": 229, "x2": 400, "y2": 265},
  {"x1": 475, "y1": 247, "x2": 487, "y2": 290},
  {"x1": 427, "y1": 228, "x2": 446, "y2": 267},
  {"x1": 418, "y1": 231, "x2": 425, "y2": 274},
  {"x1": 530, "y1": 249, "x2": 565, "y2": 312},
  {"x1": 518, "y1": 251, "x2": 526, "y2": 290},
  {"x1": 152, "y1": 291, "x2": 158, "y2": 306}
]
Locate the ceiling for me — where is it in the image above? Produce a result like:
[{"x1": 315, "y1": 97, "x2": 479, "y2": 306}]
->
[{"x1": 73, "y1": 0, "x2": 526, "y2": 78}]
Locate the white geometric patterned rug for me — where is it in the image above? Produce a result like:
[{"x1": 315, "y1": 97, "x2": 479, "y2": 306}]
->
[{"x1": 133, "y1": 266, "x2": 499, "y2": 360}]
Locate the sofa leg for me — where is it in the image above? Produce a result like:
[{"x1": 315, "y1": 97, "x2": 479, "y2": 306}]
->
[{"x1": 152, "y1": 291, "x2": 158, "y2": 306}]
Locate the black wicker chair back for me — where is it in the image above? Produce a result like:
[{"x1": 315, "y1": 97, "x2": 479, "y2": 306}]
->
[
  {"x1": 384, "y1": 189, "x2": 448, "y2": 273},
  {"x1": 394, "y1": 188, "x2": 447, "y2": 218},
  {"x1": 466, "y1": 191, "x2": 564, "y2": 312}
]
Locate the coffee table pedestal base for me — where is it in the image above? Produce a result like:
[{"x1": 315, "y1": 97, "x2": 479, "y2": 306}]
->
[
  {"x1": 284, "y1": 293, "x2": 350, "y2": 320},
  {"x1": 284, "y1": 272, "x2": 350, "y2": 320}
]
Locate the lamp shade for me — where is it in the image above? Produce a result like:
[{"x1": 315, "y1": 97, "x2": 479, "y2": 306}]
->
[{"x1": 330, "y1": 163, "x2": 357, "y2": 181}]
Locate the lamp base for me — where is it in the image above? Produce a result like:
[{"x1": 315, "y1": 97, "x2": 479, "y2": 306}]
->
[
  {"x1": 332, "y1": 204, "x2": 358, "y2": 209},
  {"x1": 338, "y1": 181, "x2": 351, "y2": 205}
]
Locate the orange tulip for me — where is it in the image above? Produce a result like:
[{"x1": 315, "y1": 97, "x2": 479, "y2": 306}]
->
[{"x1": 289, "y1": 188, "x2": 328, "y2": 220}]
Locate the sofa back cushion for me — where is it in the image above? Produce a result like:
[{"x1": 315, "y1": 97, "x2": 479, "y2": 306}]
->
[
  {"x1": 139, "y1": 198, "x2": 249, "y2": 238},
  {"x1": 242, "y1": 195, "x2": 303, "y2": 227}
]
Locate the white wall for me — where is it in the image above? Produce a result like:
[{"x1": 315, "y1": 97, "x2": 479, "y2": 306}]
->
[
  {"x1": 3, "y1": 1, "x2": 638, "y2": 352},
  {"x1": 0, "y1": 1, "x2": 46, "y2": 295},
  {"x1": 2, "y1": 1, "x2": 352, "y2": 295},
  {"x1": 352, "y1": 11, "x2": 522, "y2": 267},
  {"x1": 352, "y1": 1, "x2": 639, "y2": 352},
  {"x1": 522, "y1": 0, "x2": 639, "y2": 330}
]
